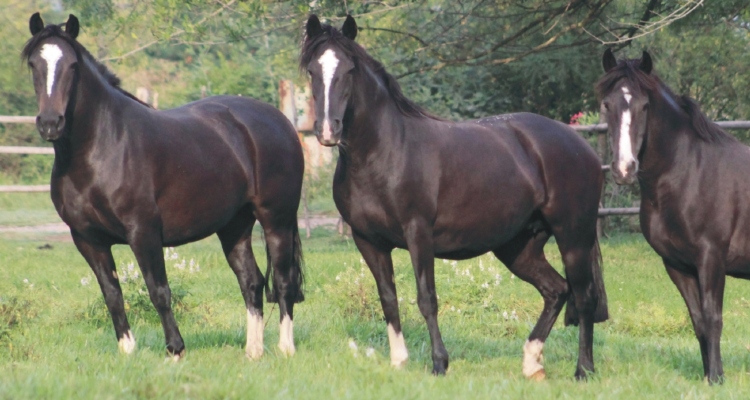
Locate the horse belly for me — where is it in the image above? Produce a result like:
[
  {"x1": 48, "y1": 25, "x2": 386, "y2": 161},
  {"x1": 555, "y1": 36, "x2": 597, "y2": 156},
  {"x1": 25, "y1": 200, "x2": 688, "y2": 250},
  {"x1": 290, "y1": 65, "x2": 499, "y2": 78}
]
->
[
  {"x1": 159, "y1": 182, "x2": 247, "y2": 245},
  {"x1": 432, "y1": 196, "x2": 536, "y2": 258}
]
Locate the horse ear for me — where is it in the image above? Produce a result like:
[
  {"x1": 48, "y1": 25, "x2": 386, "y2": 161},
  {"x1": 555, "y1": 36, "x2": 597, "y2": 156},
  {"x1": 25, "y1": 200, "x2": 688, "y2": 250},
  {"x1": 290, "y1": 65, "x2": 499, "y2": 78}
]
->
[
  {"x1": 65, "y1": 14, "x2": 79, "y2": 39},
  {"x1": 342, "y1": 14, "x2": 357, "y2": 40},
  {"x1": 640, "y1": 50, "x2": 653, "y2": 74},
  {"x1": 602, "y1": 48, "x2": 617, "y2": 72},
  {"x1": 306, "y1": 14, "x2": 323, "y2": 41},
  {"x1": 29, "y1": 12, "x2": 44, "y2": 36}
]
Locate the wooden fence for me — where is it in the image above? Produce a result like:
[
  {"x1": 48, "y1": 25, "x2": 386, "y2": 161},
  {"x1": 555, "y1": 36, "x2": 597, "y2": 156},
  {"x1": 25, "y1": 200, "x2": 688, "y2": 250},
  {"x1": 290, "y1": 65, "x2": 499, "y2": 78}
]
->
[
  {"x1": 2, "y1": 116, "x2": 750, "y2": 218},
  {"x1": 572, "y1": 120, "x2": 750, "y2": 218}
]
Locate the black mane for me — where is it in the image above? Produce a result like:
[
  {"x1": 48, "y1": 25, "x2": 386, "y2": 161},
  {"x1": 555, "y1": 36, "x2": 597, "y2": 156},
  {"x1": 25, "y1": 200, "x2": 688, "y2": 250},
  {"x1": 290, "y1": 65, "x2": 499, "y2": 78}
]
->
[
  {"x1": 300, "y1": 22, "x2": 441, "y2": 121},
  {"x1": 596, "y1": 58, "x2": 732, "y2": 144},
  {"x1": 22, "y1": 24, "x2": 151, "y2": 108}
]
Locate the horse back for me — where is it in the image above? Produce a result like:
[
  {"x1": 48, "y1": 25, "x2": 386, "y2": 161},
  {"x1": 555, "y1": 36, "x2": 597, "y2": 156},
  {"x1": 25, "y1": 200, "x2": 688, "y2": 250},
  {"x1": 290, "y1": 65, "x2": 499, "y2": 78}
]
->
[
  {"x1": 159, "y1": 96, "x2": 304, "y2": 197},
  {"x1": 477, "y1": 112, "x2": 603, "y2": 219}
]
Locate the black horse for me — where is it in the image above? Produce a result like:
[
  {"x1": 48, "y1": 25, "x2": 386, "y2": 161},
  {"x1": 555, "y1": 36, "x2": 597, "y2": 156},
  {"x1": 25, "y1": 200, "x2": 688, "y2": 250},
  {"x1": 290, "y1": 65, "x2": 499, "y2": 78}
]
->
[
  {"x1": 301, "y1": 15, "x2": 607, "y2": 379},
  {"x1": 23, "y1": 13, "x2": 304, "y2": 360},
  {"x1": 599, "y1": 49, "x2": 750, "y2": 384}
]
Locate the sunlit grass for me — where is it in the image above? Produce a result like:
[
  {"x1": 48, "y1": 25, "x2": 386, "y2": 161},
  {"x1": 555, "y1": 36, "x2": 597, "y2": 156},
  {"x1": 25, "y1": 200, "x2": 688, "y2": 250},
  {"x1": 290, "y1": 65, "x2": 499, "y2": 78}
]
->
[{"x1": 0, "y1": 230, "x2": 749, "y2": 398}]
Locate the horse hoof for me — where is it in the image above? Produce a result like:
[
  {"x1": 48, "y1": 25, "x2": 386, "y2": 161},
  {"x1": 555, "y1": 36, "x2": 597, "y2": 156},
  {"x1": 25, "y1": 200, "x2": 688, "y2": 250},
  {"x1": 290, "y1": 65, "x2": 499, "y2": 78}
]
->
[
  {"x1": 529, "y1": 369, "x2": 546, "y2": 382},
  {"x1": 245, "y1": 346, "x2": 264, "y2": 360},
  {"x1": 391, "y1": 355, "x2": 408, "y2": 369},
  {"x1": 277, "y1": 342, "x2": 296, "y2": 357},
  {"x1": 431, "y1": 360, "x2": 449, "y2": 376},
  {"x1": 117, "y1": 330, "x2": 136, "y2": 355},
  {"x1": 168, "y1": 349, "x2": 186, "y2": 362}
]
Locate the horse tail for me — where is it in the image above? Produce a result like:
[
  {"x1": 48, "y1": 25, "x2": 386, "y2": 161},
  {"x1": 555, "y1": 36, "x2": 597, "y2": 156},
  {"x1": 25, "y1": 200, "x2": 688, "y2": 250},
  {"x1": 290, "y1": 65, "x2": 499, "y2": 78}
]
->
[
  {"x1": 590, "y1": 235, "x2": 608, "y2": 322},
  {"x1": 290, "y1": 223, "x2": 305, "y2": 303},
  {"x1": 564, "y1": 236, "x2": 609, "y2": 325},
  {"x1": 264, "y1": 223, "x2": 305, "y2": 303}
]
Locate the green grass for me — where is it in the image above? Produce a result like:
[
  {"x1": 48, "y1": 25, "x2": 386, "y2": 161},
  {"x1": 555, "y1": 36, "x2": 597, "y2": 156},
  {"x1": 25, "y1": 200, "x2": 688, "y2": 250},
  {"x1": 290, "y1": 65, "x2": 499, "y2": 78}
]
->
[
  {"x1": 0, "y1": 192, "x2": 60, "y2": 227},
  {"x1": 0, "y1": 228, "x2": 749, "y2": 399}
]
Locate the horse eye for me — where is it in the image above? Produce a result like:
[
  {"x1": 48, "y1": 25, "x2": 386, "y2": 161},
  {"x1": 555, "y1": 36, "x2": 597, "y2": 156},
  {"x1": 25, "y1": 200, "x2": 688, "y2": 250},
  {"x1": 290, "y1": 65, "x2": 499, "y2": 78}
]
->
[
  {"x1": 642, "y1": 103, "x2": 649, "y2": 111},
  {"x1": 603, "y1": 102, "x2": 610, "y2": 111}
]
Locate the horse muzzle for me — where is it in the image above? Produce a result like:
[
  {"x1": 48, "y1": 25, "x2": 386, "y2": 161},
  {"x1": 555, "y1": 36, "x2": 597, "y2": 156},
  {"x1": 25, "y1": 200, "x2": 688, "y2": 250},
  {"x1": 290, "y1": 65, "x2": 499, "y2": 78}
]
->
[
  {"x1": 313, "y1": 119, "x2": 342, "y2": 147},
  {"x1": 36, "y1": 113, "x2": 66, "y2": 141},
  {"x1": 610, "y1": 161, "x2": 638, "y2": 185}
]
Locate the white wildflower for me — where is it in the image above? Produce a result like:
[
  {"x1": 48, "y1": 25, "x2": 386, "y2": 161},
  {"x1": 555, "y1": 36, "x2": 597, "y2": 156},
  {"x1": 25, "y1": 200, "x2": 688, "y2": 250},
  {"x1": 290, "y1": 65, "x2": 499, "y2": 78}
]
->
[
  {"x1": 188, "y1": 259, "x2": 200, "y2": 273},
  {"x1": 80, "y1": 276, "x2": 91, "y2": 286},
  {"x1": 365, "y1": 347, "x2": 375, "y2": 358}
]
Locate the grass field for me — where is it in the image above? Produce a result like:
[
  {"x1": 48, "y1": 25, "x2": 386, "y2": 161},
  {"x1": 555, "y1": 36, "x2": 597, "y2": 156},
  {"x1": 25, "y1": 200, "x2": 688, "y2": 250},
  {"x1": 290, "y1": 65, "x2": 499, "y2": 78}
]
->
[{"x1": 1, "y1": 196, "x2": 750, "y2": 398}]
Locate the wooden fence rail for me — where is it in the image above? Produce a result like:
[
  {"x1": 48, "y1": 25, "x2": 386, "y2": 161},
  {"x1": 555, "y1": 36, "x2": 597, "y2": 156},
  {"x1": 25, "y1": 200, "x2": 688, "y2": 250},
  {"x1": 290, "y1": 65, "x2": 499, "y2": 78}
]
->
[{"x1": 3, "y1": 116, "x2": 750, "y2": 218}]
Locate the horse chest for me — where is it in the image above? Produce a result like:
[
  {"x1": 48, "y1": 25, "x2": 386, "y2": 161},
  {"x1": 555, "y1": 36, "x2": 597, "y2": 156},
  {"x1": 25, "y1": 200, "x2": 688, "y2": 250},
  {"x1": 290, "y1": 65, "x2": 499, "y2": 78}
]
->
[
  {"x1": 52, "y1": 178, "x2": 127, "y2": 240},
  {"x1": 334, "y1": 179, "x2": 406, "y2": 242}
]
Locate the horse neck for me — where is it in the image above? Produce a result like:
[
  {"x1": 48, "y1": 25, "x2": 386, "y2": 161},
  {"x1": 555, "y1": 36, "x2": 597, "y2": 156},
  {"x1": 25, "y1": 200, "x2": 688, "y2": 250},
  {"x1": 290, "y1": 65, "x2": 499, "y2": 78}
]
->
[
  {"x1": 340, "y1": 72, "x2": 408, "y2": 168},
  {"x1": 69, "y1": 58, "x2": 135, "y2": 147},
  {"x1": 53, "y1": 59, "x2": 137, "y2": 172},
  {"x1": 639, "y1": 86, "x2": 697, "y2": 187}
]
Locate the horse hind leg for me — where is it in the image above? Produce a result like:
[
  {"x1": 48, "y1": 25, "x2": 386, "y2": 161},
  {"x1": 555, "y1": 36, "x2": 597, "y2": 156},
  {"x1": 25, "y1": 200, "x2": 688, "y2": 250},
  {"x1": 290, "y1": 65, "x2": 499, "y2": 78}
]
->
[
  {"x1": 494, "y1": 227, "x2": 568, "y2": 381},
  {"x1": 552, "y1": 230, "x2": 606, "y2": 380},
  {"x1": 257, "y1": 211, "x2": 304, "y2": 357},
  {"x1": 217, "y1": 207, "x2": 266, "y2": 359}
]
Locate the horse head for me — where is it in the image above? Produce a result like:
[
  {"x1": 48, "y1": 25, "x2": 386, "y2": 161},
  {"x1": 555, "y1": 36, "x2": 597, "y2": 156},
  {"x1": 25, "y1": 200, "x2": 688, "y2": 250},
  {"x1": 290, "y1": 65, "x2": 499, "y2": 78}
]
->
[
  {"x1": 24, "y1": 13, "x2": 80, "y2": 141},
  {"x1": 598, "y1": 49, "x2": 653, "y2": 185},
  {"x1": 302, "y1": 14, "x2": 358, "y2": 146}
]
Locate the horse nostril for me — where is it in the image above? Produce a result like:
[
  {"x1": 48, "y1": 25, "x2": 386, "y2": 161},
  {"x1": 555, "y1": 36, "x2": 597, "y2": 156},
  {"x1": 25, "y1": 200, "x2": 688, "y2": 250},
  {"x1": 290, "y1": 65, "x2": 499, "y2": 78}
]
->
[
  {"x1": 332, "y1": 119, "x2": 342, "y2": 132},
  {"x1": 56, "y1": 115, "x2": 65, "y2": 130}
]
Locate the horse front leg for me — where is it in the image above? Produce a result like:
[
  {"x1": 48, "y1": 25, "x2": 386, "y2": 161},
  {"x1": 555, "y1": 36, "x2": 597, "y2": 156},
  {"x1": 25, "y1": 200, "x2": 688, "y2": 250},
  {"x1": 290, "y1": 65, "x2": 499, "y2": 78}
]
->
[
  {"x1": 352, "y1": 233, "x2": 407, "y2": 367},
  {"x1": 404, "y1": 221, "x2": 448, "y2": 375},
  {"x1": 663, "y1": 260, "x2": 709, "y2": 378},
  {"x1": 72, "y1": 231, "x2": 134, "y2": 354},
  {"x1": 696, "y1": 252, "x2": 726, "y2": 384},
  {"x1": 129, "y1": 228, "x2": 184, "y2": 360}
]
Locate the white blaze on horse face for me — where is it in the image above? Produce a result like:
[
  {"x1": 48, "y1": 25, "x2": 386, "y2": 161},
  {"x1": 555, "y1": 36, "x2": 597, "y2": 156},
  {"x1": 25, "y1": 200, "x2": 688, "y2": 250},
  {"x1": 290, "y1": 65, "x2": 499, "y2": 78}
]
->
[
  {"x1": 245, "y1": 309, "x2": 264, "y2": 360},
  {"x1": 118, "y1": 330, "x2": 136, "y2": 354},
  {"x1": 277, "y1": 315, "x2": 295, "y2": 356},
  {"x1": 522, "y1": 339, "x2": 545, "y2": 380},
  {"x1": 40, "y1": 44, "x2": 64, "y2": 97},
  {"x1": 387, "y1": 324, "x2": 408, "y2": 368},
  {"x1": 617, "y1": 86, "x2": 636, "y2": 177},
  {"x1": 318, "y1": 48, "x2": 340, "y2": 141}
]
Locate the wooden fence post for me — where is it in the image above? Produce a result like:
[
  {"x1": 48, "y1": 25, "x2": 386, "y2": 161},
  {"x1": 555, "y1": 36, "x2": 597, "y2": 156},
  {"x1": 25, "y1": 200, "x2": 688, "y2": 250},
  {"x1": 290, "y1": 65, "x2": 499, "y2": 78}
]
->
[{"x1": 597, "y1": 131, "x2": 607, "y2": 238}]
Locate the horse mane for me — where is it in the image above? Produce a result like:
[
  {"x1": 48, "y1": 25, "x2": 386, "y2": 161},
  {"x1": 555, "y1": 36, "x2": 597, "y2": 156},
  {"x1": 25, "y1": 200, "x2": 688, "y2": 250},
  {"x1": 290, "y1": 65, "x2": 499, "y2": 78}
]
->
[
  {"x1": 22, "y1": 24, "x2": 152, "y2": 108},
  {"x1": 299, "y1": 22, "x2": 442, "y2": 121},
  {"x1": 596, "y1": 58, "x2": 732, "y2": 144}
]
